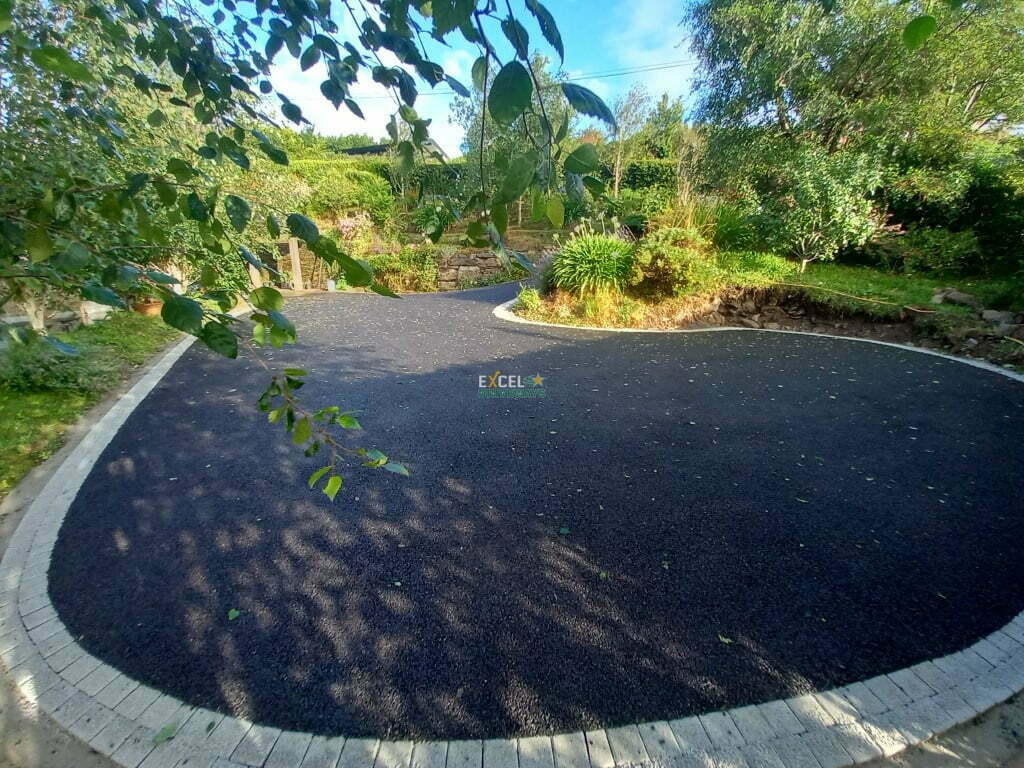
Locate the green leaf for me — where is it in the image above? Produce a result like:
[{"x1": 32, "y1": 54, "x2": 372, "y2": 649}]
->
[
  {"x1": 545, "y1": 197, "x2": 565, "y2": 229},
  {"x1": 471, "y1": 56, "x2": 488, "y2": 92},
  {"x1": 337, "y1": 412, "x2": 362, "y2": 429},
  {"x1": 292, "y1": 417, "x2": 312, "y2": 445},
  {"x1": 25, "y1": 225, "x2": 53, "y2": 262},
  {"x1": 525, "y1": 0, "x2": 564, "y2": 61},
  {"x1": 81, "y1": 282, "x2": 125, "y2": 308},
  {"x1": 582, "y1": 175, "x2": 606, "y2": 196},
  {"x1": 166, "y1": 157, "x2": 194, "y2": 182},
  {"x1": 562, "y1": 83, "x2": 617, "y2": 131},
  {"x1": 283, "y1": 367, "x2": 307, "y2": 376},
  {"x1": 564, "y1": 143, "x2": 601, "y2": 174},
  {"x1": 259, "y1": 142, "x2": 289, "y2": 165},
  {"x1": 250, "y1": 286, "x2": 284, "y2": 310},
  {"x1": 147, "y1": 109, "x2": 166, "y2": 126},
  {"x1": 361, "y1": 448, "x2": 388, "y2": 468},
  {"x1": 371, "y1": 282, "x2": 401, "y2": 298},
  {"x1": 30, "y1": 45, "x2": 93, "y2": 82},
  {"x1": 308, "y1": 466, "x2": 332, "y2": 489},
  {"x1": 227, "y1": 608, "x2": 240, "y2": 621},
  {"x1": 145, "y1": 270, "x2": 178, "y2": 285},
  {"x1": 286, "y1": 213, "x2": 319, "y2": 244},
  {"x1": 491, "y1": 203, "x2": 508, "y2": 235},
  {"x1": 267, "y1": 215, "x2": 280, "y2": 238},
  {"x1": 432, "y1": 0, "x2": 474, "y2": 35},
  {"x1": 496, "y1": 152, "x2": 539, "y2": 204},
  {"x1": 199, "y1": 321, "x2": 238, "y2": 358},
  {"x1": 224, "y1": 195, "x2": 251, "y2": 232},
  {"x1": 300, "y1": 44, "x2": 320, "y2": 71},
  {"x1": 501, "y1": 17, "x2": 529, "y2": 60},
  {"x1": 489, "y1": 62, "x2": 533, "y2": 126},
  {"x1": 903, "y1": 15, "x2": 937, "y2": 50},
  {"x1": 0, "y1": 0, "x2": 11, "y2": 34},
  {"x1": 153, "y1": 724, "x2": 176, "y2": 745},
  {"x1": 323, "y1": 475, "x2": 343, "y2": 501},
  {"x1": 558, "y1": 526, "x2": 570, "y2": 535},
  {"x1": 161, "y1": 295, "x2": 205, "y2": 334},
  {"x1": 185, "y1": 192, "x2": 208, "y2": 222},
  {"x1": 383, "y1": 462, "x2": 410, "y2": 476}
]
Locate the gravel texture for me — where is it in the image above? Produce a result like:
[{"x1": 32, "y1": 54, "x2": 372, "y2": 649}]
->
[{"x1": 49, "y1": 283, "x2": 1024, "y2": 740}]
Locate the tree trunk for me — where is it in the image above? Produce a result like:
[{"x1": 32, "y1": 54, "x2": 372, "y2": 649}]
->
[
  {"x1": 613, "y1": 143, "x2": 624, "y2": 198},
  {"x1": 22, "y1": 293, "x2": 46, "y2": 332}
]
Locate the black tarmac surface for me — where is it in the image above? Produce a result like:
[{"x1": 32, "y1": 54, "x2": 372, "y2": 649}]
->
[{"x1": 50, "y1": 283, "x2": 1024, "y2": 739}]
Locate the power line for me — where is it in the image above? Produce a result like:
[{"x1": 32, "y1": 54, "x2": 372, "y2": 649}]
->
[{"x1": 284, "y1": 58, "x2": 697, "y2": 103}]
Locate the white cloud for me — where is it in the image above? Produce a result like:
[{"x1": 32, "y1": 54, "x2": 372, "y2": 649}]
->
[
  {"x1": 268, "y1": 33, "x2": 471, "y2": 156},
  {"x1": 601, "y1": 0, "x2": 696, "y2": 106}
]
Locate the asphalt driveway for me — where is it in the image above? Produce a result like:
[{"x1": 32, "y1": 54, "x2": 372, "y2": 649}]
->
[{"x1": 49, "y1": 283, "x2": 1024, "y2": 739}]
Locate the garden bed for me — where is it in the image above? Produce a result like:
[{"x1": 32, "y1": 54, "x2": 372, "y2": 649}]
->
[{"x1": 516, "y1": 265, "x2": 1024, "y2": 368}]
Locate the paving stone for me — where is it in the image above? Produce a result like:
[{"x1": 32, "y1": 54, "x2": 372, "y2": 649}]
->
[
  {"x1": 37, "y1": 680, "x2": 76, "y2": 712},
  {"x1": 863, "y1": 675, "x2": 911, "y2": 710},
  {"x1": 174, "y1": 709, "x2": 224, "y2": 747},
  {"x1": 729, "y1": 706, "x2": 775, "y2": 744},
  {"x1": 116, "y1": 685, "x2": 163, "y2": 719},
  {"x1": 482, "y1": 739, "x2": 517, "y2": 768},
  {"x1": 666, "y1": 750, "x2": 716, "y2": 768},
  {"x1": 836, "y1": 681, "x2": 888, "y2": 716},
  {"x1": 139, "y1": 742, "x2": 190, "y2": 768},
  {"x1": 584, "y1": 731, "x2": 614, "y2": 768},
  {"x1": 377, "y1": 741, "x2": 415, "y2": 768},
  {"x1": 68, "y1": 700, "x2": 117, "y2": 742},
  {"x1": 830, "y1": 722, "x2": 882, "y2": 763},
  {"x1": 22, "y1": 605, "x2": 57, "y2": 630},
  {"x1": 410, "y1": 741, "x2": 447, "y2": 768},
  {"x1": 45, "y1": 642, "x2": 85, "y2": 673},
  {"x1": 786, "y1": 695, "x2": 836, "y2": 730},
  {"x1": 96, "y1": 674, "x2": 140, "y2": 709},
  {"x1": 989, "y1": 630, "x2": 1024, "y2": 655},
  {"x1": 699, "y1": 712, "x2": 745, "y2": 750},
  {"x1": 204, "y1": 717, "x2": 252, "y2": 758},
  {"x1": 959, "y1": 649, "x2": 996, "y2": 676},
  {"x1": 637, "y1": 721, "x2": 681, "y2": 760},
  {"x1": 60, "y1": 653, "x2": 102, "y2": 684},
  {"x1": 446, "y1": 740, "x2": 483, "y2": 768},
  {"x1": 932, "y1": 654, "x2": 980, "y2": 688},
  {"x1": 518, "y1": 736, "x2": 554, "y2": 768},
  {"x1": 857, "y1": 715, "x2": 910, "y2": 758},
  {"x1": 958, "y1": 672, "x2": 1014, "y2": 712},
  {"x1": 972, "y1": 638, "x2": 1009, "y2": 667},
  {"x1": 52, "y1": 691, "x2": 95, "y2": 728},
  {"x1": 755, "y1": 702, "x2": 803, "y2": 738},
  {"x1": 930, "y1": 690, "x2": 976, "y2": 727},
  {"x1": 907, "y1": 662, "x2": 954, "y2": 694},
  {"x1": 231, "y1": 724, "x2": 282, "y2": 767},
  {"x1": 111, "y1": 725, "x2": 159, "y2": 768},
  {"x1": 886, "y1": 669, "x2": 935, "y2": 701},
  {"x1": 1, "y1": 641, "x2": 37, "y2": 668},
  {"x1": 78, "y1": 663, "x2": 121, "y2": 696},
  {"x1": 706, "y1": 746, "x2": 748, "y2": 768},
  {"x1": 669, "y1": 717, "x2": 713, "y2": 752},
  {"x1": 551, "y1": 733, "x2": 588, "y2": 768},
  {"x1": 27, "y1": 617, "x2": 63, "y2": 644},
  {"x1": 89, "y1": 714, "x2": 139, "y2": 756},
  {"x1": 605, "y1": 725, "x2": 648, "y2": 764},
  {"x1": 264, "y1": 730, "x2": 313, "y2": 768},
  {"x1": 813, "y1": 692, "x2": 858, "y2": 724},
  {"x1": 799, "y1": 729, "x2": 851, "y2": 768},
  {"x1": 738, "y1": 743, "x2": 784, "y2": 768},
  {"x1": 1002, "y1": 619, "x2": 1024, "y2": 645},
  {"x1": 138, "y1": 694, "x2": 192, "y2": 732},
  {"x1": 302, "y1": 736, "x2": 347, "y2": 768}
]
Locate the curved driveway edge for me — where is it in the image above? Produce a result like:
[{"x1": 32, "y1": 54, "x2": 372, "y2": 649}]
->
[{"x1": 1, "y1": 300, "x2": 1023, "y2": 768}]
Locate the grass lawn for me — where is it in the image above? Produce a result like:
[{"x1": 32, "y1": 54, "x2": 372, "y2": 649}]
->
[{"x1": 0, "y1": 311, "x2": 180, "y2": 501}]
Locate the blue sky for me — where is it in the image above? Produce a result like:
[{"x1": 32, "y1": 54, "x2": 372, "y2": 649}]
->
[{"x1": 269, "y1": 0, "x2": 695, "y2": 156}]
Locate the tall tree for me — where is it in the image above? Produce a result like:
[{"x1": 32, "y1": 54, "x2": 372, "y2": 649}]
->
[{"x1": 609, "y1": 84, "x2": 652, "y2": 196}]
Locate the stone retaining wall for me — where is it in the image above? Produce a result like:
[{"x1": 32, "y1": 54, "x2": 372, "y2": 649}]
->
[{"x1": 437, "y1": 249, "x2": 502, "y2": 290}]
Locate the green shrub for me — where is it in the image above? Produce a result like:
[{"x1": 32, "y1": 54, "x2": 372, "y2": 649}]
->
[
  {"x1": 603, "y1": 188, "x2": 673, "y2": 233},
  {"x1": 291, "y1": 160, "x2": 396, "y2": 227},
  {"x1": 366, "y1": 243, "x2": 440, "y2": 292},
  {"x1": 0, "y1": 338, "x2": 120, "y2": 393},
  {"x1": 621, "y1": 159, "x2": 677, "y2": 190},
  {"x1": 632, "y1": 227, "x2": 709, "y2": 293},
  {"x1": 516, "y1": 286, "x2": 541, "y2": 310},
  {"x1": 549, "y1": 231, "x2": 635, "y2": 294},
  {"x1": 866, "y1": 226, "x2": 982, "y2": 274},
  {"x1": 749, "y1": 145, "x2": 883, "y2": 264},
  {"x1": 412, "y1": 196, "x2": 458, "y2": 238}
]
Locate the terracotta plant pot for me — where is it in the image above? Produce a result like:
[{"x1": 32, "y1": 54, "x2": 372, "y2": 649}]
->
[{"x1": 132, "y1": 299, "x2": 164, "y2": 316}]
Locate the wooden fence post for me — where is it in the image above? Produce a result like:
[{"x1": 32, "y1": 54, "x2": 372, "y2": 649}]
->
[
  {"x1": 247, "y1": 263, "x2": 263, "y2": 289},
  {"x1": 288, "y1": 237, "x2": 304, "y2": 291}
]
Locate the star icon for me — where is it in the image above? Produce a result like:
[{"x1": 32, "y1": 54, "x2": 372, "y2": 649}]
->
[{"x1": 530, "y1": 374, "x2": 544, "y2": 387}]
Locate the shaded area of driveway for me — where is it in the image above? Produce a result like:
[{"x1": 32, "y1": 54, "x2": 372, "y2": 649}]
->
[{"x1": 49, "y1": 283, "x2": 1024, "y2": 740}]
